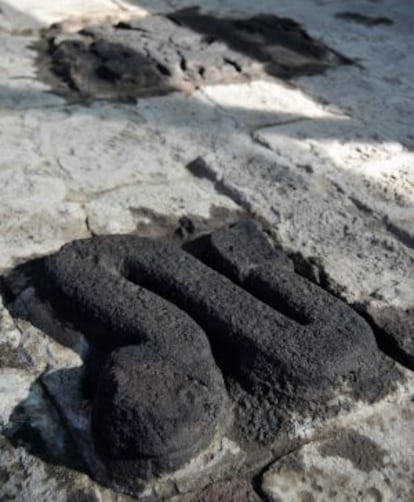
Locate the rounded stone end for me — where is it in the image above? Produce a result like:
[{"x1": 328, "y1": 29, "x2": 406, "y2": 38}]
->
[{"x1": 91, "y1": 346, "x2": 227, "y2": 479}]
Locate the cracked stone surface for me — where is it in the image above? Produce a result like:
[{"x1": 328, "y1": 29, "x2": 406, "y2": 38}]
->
[
  {"x1": 0, "y1": 0, "x2": 413, "y2": 500},
  {"x1": 262, "y1": 396, "x2": 414, "y2": 502}
]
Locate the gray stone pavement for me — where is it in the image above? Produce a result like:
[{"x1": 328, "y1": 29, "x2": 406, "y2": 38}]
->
[{"x1": 0, "y1": 1, "x2": 413, "y2": 500}]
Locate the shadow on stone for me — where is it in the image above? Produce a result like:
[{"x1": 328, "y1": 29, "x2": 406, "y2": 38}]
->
[
  {"x1": 3, "y1": 367, "x2": 86, "y2": 474},
  {"x1": 361, "y1": 305, "x2": 414, "y2": 371}
]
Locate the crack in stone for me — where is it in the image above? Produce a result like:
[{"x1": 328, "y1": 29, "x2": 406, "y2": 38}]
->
[{"x1": 187, "y1": 157, "x2": 255, "y2": 214}]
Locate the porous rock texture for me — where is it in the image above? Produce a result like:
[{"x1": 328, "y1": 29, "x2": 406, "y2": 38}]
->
[
  {"x1": 188, "y1": 220, "x2": 390, "y2": 404},
  {"x1": 92, "y1": 348, "x2": 227, "y2": 481},
  {"x1": 38, "y1": 8, "x2": 348, "y2": 101},
  {"x1": 45, "y1": 223, "x2": 392, "y2": 428},
  {"x1": 39, "y1": 236, "x2": 230, "y2": 481}
]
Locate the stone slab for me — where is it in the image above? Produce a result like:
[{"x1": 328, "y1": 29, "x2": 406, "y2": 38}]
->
[{"x1": 262, "y1": 396, "x2": 414, "y2": 502}]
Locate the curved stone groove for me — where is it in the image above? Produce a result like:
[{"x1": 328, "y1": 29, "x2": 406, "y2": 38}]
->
[
  {"x1": 184, "y1": 221, "x2": 386, "y2": 400},
  {"x1": 41, "y1": 238, "x2": 229, "y2": 480},
  {"x1": 128, "y1": 240, "x2": 382, "y2": 401},
  {"x1": 43, "y1": 223, "x2": 386, "y2": 416}
]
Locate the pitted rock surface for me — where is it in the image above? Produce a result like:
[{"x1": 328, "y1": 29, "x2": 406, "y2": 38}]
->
[
  {"x1": 38, "y1": 8, "x2": 349, "y2": 101},
  {"x1": 44, "y1": 223, "x2": 386, "y2": 402},
  {"x1": 92, "y1": 348, "x2": 225, "y2": 481},
  {"x1": 31, "y1": 220, "x2": 393, "y2": 463},
  {"x1": 183, "y1": 221, "x2": 396, "y2": 441},
  {"x1": 187, "y1": 221, "x2": 390, "y2": 403},
  {"x1": 38, "y1": 236, "x2": 229, "y2": 481}
]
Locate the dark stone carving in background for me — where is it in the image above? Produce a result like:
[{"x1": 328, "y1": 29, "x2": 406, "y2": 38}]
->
[{"x1": 37, "y1": 8, "x2": 350, "y2": 101}]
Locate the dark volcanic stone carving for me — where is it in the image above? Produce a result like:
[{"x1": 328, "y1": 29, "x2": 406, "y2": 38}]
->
[
  {"x1": 92, "y1": 347, "x2": 225, "y2": 480},
  {"x1": 37, "y1": 220, "x2": 393, "y2": 470},
  {"x1": 38, "y1": 8, "x2": 350, "y2": 101},
  {"x1": 40, "y1": 236, "x2": 230, "y2": 480},
  {"x1": 183, "y1": 221, "x2": 388, "y2": 404}
]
